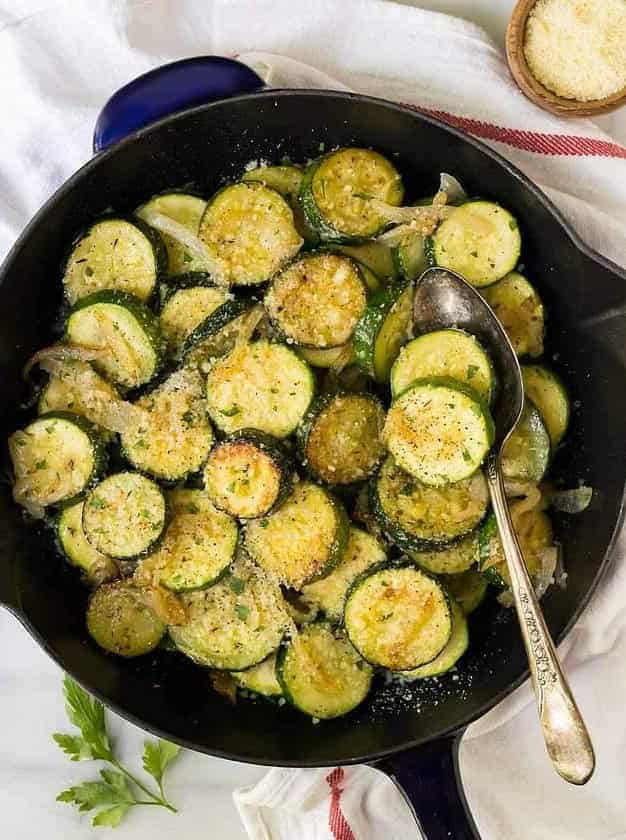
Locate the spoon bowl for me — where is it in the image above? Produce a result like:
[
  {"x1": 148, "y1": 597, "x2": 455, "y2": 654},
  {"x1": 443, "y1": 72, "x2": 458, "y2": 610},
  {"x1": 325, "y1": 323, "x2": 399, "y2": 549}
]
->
[{"x1": 413, "y1": 267, "x2": 596, "y2": 786}]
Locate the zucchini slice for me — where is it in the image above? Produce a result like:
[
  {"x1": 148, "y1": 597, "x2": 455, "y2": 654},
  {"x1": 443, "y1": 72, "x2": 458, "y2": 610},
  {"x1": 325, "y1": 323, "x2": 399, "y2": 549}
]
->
[
  {"x1": 479, "y1": 507, "x2": 554, "y2": 592},
  {"x1": 181, "y1": 297, "x2": 254, "y2": 368},
  {"x1": 265, "y1": 253, "x2": 367, "y2": 349},
  {"x1": 371, "y1": 457, "x2": 489, "y2": 551},
  {"x1": 277, "y1": 623, "x2": 372, "y2": 719},
  {"x1": 66, "y1": 290, "x2": 164, "y2": 389},
  {"x1": 344, "y1": 563, "x2": 452, "y2": 670},
  {"x1": 63, "y1": 217, "x2": 166, "y2": 305},
  {"x1": 38, "y1": 369, "x2": 118, "y2": 442},
  {"x1": 352, "y1": 282, "x2": 414, "y2": 383},
  {"x1": 9, "y1": 412, "x2": 106, "y2": 511},
  {"x1": 445, "y1": 568, "x2": 488, "y2": 615},
  {"x1": 300, "y1": 148, "x2": 403, "y2": 242},
  {"x1": 121, "y1": 367, "x2": 213, "y2": 482},
  {"x1": 159, "y1": 272, "x2": 230, "y2": 357},
  {"x1": 483, "y1": 272, "x2": 544, "y2": 358},
  {"x1": 136, "y1": 193, "x2": 207, "y2": 274},
  {"x1": 501, "y1": 399, "x2": 550, "y2": 484},
  {"x1": 203, "y1": 430, "x2": 292, "y2": 519},
  {"x1": 398, "y1": 598, "x2": 468, "y2": 680},
  {"x1": 58, "y1": 501, "x2": 119, "y2": 582},
  {"x1": 135, "y1": 489, "x2": 237, "y2": 592},
  {"x1": 244, "y1": 481, "x2": 349, "y2": 588},
  {"x1": 431, "y1": 201, "x2": 521, "y2": 287},
  {"x1": 383, "y1": 377, "x2": 495, "y2": 486},
  {"x1": 411, "y1": 530, "x2": 479, "y2": 576},
  {"x1": 297, "y1": 392, "x2": 385, "y2": 485},
  {"x1": 198, "y1": 182, "x2": 302, "y2": 286},
  {"x1": 297, "y1": 344, "x2": 355, "y2": 369},
  {"x1": 169, "y1": 558, "x2": 291, "y2": 670},
  {"x1": 337, "y1": 241, "x2": 399, "y2": 282},
  {"x1": 522, "y1": 365, "x2": 570, "y2": 447},
  {"x1": 83, "y1": 472, "x2": 166, "y2": 560},
  {"x1": 242, "y1": 165, "x2": 303, "y2": 197},
  {"x1": 87, "y1": 581, "x2": 166, "y2": 657},
  {"x1": 302, "y1": 526, "x2": 387, "y2": 623},
  {"x1": 232, "y1": 653, "x2": 283, "y2": 698},
  {"x1": 394, "y1": 234, "x2": 427, "y2": 281},
  {"x1": 390, "y1": 329, "x2": 495, "y2": 403},
  {"x1": 206, "y1": 340, "x2": 315, "y2": 438}
]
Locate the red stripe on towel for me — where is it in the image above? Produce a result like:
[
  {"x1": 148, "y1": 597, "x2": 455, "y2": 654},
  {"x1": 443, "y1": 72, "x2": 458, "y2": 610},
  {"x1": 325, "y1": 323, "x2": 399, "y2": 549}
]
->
[
  {"x1": 326, "y1": 768, "x2": 355, "y2": 840},
  {"x1": 404, "y1": 105, "x2": 626, "y2": 159}
]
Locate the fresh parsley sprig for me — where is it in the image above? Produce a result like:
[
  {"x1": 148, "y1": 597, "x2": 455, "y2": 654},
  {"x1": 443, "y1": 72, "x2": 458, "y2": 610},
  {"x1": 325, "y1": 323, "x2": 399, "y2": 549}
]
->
[{"x1": 53, "y1": 676, "x2": 180, "y2": 827}]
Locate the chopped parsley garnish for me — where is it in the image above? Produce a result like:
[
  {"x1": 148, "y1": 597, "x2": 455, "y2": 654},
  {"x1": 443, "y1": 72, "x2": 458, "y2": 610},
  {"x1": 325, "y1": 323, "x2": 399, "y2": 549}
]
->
[
  {"x1": 462, "y1": 449, "x2": 472, "y2": 463},
  {"x1": 219, "y1": 406, "x2": 240, "y2": 417},
  {"x1": 235, "y1": 604, "x2": 249, "y2": 621},
  {"x1": 467, "y1": 364, "x2": 479, "y2": 380},
  {"x1": 35, "y1": 459, "x2": 48, "y2": 470},
  {"x1": 228, "y1": 576, "x2": 246, "y2": 595},
  {"x1": 90, "y1": 496, "x2": 106, "y2": 509}
]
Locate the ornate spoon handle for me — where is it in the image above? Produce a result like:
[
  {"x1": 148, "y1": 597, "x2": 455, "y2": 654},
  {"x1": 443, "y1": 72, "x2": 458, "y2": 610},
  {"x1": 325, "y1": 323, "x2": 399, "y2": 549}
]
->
[{"x1": 485, "y1": 452, "x2": 595, "y2": 785}]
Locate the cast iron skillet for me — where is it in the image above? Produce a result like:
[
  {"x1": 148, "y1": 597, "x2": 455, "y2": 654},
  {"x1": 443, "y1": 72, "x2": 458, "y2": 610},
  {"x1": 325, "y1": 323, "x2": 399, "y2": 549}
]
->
[{"x1": 1, "y1": 58, "x2": 625, "y2": 839}]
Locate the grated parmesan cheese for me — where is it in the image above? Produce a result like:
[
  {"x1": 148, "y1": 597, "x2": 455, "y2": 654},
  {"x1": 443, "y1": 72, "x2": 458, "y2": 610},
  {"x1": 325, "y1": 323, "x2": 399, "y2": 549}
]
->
[{"x1": 524, "y1": 0, "x2": 626, "y2": 101}]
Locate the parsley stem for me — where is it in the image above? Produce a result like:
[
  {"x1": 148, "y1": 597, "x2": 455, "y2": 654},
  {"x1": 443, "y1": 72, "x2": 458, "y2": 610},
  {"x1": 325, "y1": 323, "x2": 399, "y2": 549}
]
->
[{"x1": 112, "y1": 760, "x2": 177, "y2": 813}]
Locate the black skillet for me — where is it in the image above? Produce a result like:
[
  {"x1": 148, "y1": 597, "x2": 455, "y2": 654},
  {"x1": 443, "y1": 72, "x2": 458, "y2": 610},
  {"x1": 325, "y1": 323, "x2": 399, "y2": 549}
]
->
[{"x1": 1, "y1": 57, "x2": 625, "y2": 839}]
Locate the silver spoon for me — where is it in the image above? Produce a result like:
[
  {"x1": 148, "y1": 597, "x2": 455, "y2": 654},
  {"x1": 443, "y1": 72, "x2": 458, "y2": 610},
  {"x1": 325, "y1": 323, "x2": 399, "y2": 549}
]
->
[{"x1": 413, "y1": 266, "x2": 595, "y2": 786}]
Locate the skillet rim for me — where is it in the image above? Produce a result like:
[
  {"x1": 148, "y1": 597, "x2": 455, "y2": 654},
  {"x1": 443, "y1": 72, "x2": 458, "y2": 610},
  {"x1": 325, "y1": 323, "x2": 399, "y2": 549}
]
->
[{"x1": 1, "y1": 88, "x2": 624, "y2": 767}]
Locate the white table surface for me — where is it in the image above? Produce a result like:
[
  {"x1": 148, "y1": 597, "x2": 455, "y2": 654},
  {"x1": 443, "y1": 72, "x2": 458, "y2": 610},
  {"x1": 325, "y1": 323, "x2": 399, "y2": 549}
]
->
[{"x1": 1, "y1": 3, "x2": 625, "y2": 840}]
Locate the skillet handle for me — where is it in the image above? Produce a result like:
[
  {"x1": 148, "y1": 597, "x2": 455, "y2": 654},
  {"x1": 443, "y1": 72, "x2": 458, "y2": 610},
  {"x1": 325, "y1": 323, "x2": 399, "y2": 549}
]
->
[
  {"x1": 374, "y1": 733, "x2": 480, "y2": 839},
  {"x1": 93, "y1": 56, "x2": 264, "y2": 153}
]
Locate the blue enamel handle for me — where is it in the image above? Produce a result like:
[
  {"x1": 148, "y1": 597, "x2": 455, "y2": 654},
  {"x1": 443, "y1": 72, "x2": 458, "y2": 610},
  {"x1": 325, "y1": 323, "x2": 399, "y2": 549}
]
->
[{"x1": 93, "y1": 56, "x2": 264, "y2": 153}]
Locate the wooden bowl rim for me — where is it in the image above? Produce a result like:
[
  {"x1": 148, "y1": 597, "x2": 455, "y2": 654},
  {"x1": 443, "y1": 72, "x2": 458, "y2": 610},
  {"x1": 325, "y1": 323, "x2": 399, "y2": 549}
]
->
[{"x1": 506, "y1": 0, "x2": 626, "y2": 117}]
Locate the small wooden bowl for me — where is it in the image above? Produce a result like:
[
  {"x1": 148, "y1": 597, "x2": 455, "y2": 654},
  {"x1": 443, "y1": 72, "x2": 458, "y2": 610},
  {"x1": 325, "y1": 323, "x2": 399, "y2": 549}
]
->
[{"x1": 506, "y1": 0, "x2": 626, "y2": 117}]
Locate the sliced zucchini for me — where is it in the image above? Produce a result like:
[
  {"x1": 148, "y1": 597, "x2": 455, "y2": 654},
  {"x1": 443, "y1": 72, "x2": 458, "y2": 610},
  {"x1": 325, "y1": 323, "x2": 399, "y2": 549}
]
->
[
  {"x1": 300, "y1": 148, "x2": 403, "y2": 242},
  {"x1": 87, "y1": 580, "x2": 166, "y2": 657},
  {"x1": 390, "y1": 329, "x2": 495, "y2": 403},
  {"x1": 232, "y1": 653, "x2": 283, "y2": 698},
  {"x1": 371, "y1": 457, "x2": 489, "y2": 551},
  {"x1": 483, "y1": 272, "x2": 544, "y2": 358},
  {"x1": 522, "y1": 365, "x2": 570, "y2": 447},
  {"x1": 181, "y1": 297, "x2": 253, "y2": 368},
  {"x1": 63, "y1": 217, "x2": 166, "y2": 304},
  {"x1": 336, "y1": 241, "x2": 399, "y2": 281},
  {"x1": 9, "y1": 412, "x2": 106, "y2": 511},
  {"x1": 398, "y1": 598, "x2": 468, "y2": 679},
  {"x1": 297, "y1": 343, "x2": 355, "y2": 369},
  {"x1": 159, "y1": 272, "x2": 230, "y2": 357},
  {"x1": 83, "y1": 472, "x2": 166, "y2": 560},
  {"x1": 277, "y1": 623, "x2": 372, "y2": 719},
  {"x1": 394, "y1": 234, "x2": 427, "y2": 281},
  {"x1": 445, "y1": 568, "x2": 488, "y2": 615},
  {"x1": 203, "y1": 430, "x2": 292, "y2": 519},
  {"x1": 121, "y1": 367, "x2": 213, "y2": 482},
  {"x1": 297, "y1": 392, "x2": 385, "y2": 486},
  {"x1": 244, "y1": 481, "x2": 349, "y2": 588},
  {"x1": 411, "y1": 530, "x2": 479, "y2": 575},
  {"x1": 352, "y1": 282, "x2": 414, "y2": 383},
  {"x1": 383, "y1": 377, "x2": 495, "y2": 486},
  {"x1": 242, "y1": 165, "x2": 303, "y2": 196},
  {"x1": 135, "y1": 489, "x2": 237, "y2": 592},
  {"x1": 65, "y1": 290, "x2": 164, "y2": 389},
  {"x1": 265, "y1": 253, "x2": 367, "y2": 348},
  {"x1": 302, "y1": 526, "x2": 387, "y2": 622},
  {"x1": 198, "y1": 182, "x2": 302, "y2": 286},
  {"x1": 58, "y1": 501, "x2": 118, "y2": 582},
  {"x1": 344, "y1": 563, "x2": 452, "y2": 670},
  {"x1": 431, "y1": 201, "x2": 521, "y2": 287},
  {"x1": 206, "y1": 340, "x2": 314, "y2": 438},
  {"x1": 501, "y1": 399, "x2": 550, "y2": 484},
  {"x1": 38, "y1": 369, "x2": 118, "y2": 442},
  {"x1": 169, "y1": 558, "x2": 291, "y2": 670},
  {"x1": 136, "y1": 193, "x2": 207, "y2": 274},
  {"x1": 479, "y1": 507, "x2": 554, "y2": 592},
  {"x1": 282, "y1": 589, "x2": 319, "y2": 627}
]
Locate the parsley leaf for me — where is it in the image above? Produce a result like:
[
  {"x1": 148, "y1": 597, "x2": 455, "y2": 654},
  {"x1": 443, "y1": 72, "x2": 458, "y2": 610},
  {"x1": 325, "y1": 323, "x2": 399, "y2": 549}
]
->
[
  {"x1": 228, "y1": 576, "x2": 246, "y2": 595},
  {"x1": 235, "y1": 604, "x2": 249, "y2": 621},
  {"x1": 142, "y1": 740, "x2": 181, "y2": 790},
  {"x1": 219, "y1": 405, "x2": 240, "y2": 417}
]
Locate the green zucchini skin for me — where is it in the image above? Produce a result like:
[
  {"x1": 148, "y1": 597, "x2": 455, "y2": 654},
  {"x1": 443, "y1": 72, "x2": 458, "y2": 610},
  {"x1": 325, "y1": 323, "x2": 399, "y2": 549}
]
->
[
  {"x1": 65, "y1": 289, "x2": 165, "y2": 389},
  {"x1": 296, "y1": 391, "x2": 385, "y2": 486},
  {"x1": 204, "y1": 429, "x2": 294, "y2": 519},
  {"x1": 158, "y1": 271, "x2": 216, "y2": 306},
  {"x1": 501, "y1": 398, "x2": 551, "y2": 485},
  {"x1": 478, "y1": 512, "x2": 504, "y2": 588},
  {"x1": 352, "y1": 281, "x2": 414, "y2": 383},
  {"x1": 180, "y1": 297, "x2": 253, "y2": 364},
  {"x1": 521, "y1": 364, "x2": 570, "y2": 448},
  {"x1": 445, "y1": 568, "x2": 489, "y2": 615}
]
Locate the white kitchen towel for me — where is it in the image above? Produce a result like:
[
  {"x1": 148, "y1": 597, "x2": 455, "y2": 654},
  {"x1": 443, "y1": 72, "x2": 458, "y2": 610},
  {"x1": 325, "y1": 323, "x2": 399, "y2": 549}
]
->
[{"x1": 0, "y1": 2, "x2": 625, "y2": 839}]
